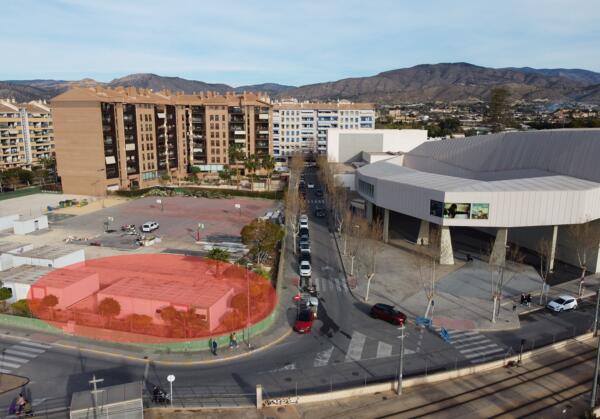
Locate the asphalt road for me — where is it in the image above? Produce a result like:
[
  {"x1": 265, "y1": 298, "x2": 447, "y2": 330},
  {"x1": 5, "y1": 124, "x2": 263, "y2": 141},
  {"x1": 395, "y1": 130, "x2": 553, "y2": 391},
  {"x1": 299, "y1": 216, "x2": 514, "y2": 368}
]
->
[{"x1": 0, "y1": 167, "x2": 596, "y2": 413}]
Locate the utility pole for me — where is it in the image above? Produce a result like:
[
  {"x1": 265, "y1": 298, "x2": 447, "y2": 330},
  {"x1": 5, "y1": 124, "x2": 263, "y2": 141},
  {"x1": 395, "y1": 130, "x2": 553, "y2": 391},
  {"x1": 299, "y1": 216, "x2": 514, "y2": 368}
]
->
[
  {"x1": 396, "y1": 324, "x2": 405, "y2": 395},
  {"x1": 591, "y1": 334, "x2": 600, "y2": 409},
  {"x1": 594, "y1": 288, "x2": 600, "y2": 337}
]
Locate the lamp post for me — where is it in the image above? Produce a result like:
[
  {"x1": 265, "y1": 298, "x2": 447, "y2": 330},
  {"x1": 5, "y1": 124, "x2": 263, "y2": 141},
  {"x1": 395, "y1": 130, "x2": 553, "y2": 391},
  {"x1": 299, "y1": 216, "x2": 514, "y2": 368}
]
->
[
  {"x1": 246, "y1": 262, "x2": 252, "y2": 349},
  {"x1": 396, "y1": 324, "x2": 405, "y2": 395},
  {"x1": 167, "y1": 374, "x2": 175, "y2": 408}
]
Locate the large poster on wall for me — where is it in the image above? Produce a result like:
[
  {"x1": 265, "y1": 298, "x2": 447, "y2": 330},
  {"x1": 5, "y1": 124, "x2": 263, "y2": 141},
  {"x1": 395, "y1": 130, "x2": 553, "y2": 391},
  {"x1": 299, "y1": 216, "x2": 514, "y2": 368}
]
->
[
  {"x1": 471, "y1": 203, "x2": 490, "y2": 219},
  {"x1": 443, "y1": 203, "x2": 471, "y2": 219}
]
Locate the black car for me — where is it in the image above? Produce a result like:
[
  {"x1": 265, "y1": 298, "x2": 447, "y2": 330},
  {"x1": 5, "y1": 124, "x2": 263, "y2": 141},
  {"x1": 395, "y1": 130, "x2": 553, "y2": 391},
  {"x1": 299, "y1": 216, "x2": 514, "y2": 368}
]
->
[{"x1": 299, "y1": 252, "x2": 311, "y2": 262}]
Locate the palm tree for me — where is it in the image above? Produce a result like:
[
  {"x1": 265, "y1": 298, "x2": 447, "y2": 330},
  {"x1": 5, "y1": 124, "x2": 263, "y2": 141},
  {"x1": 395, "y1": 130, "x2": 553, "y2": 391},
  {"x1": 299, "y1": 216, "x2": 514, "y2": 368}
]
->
[
  {"x1": 244, "y1": 154, "x2": 260, "y2": 191},
  {"x1": 261, "y1": 155, "x2": 276, "y2": 191},
  {"x1": 228, "y1": 144, "x2": 246, "y2": 190}
]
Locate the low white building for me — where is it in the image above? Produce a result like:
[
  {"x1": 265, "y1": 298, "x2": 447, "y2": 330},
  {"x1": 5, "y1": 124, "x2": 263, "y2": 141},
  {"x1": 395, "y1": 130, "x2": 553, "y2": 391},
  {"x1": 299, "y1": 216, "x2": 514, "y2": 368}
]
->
[
  {"x1": 10, "y1": 245, "x2": 85, "y2": 268},
  {"x1": 0, "y1": 215, "x2": 19, "y2": 231},
  {"x1": 13, "y1": 215, "x2": 48, "y2": 235},
  {"x1": 0, "y1": 242, "x2": 34, "y2": 271},
  {"x1": 327, "y1": 129, "x2": 428, "y2": 163},
  {"x1": 0, "y1": 265, "x2": 52, "y2": 304}
]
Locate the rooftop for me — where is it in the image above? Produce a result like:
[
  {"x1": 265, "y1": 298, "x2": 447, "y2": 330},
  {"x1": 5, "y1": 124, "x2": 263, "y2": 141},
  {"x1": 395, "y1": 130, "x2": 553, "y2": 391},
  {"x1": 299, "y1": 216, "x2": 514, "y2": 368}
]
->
[
  {"x1": 17, "y1": 245, "x2": 82, "y2": 260},
  {"x1": 0, "y1": 241, "x2": 31, "y2": 254},
  {"x1": 0, "y1": 265, "x2": 52, "y2": 285},
  {"x1": 33, "y1": 268, "x2": 98, "y2": 289}
]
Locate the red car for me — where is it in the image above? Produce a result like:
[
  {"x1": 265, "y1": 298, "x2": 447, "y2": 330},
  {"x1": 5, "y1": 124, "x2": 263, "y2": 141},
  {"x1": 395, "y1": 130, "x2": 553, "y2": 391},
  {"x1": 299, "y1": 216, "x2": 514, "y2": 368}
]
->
[
  {"x1": 294, "y1": 309, "x2": 316, "y2": 333},
  {"x1": 370, "y1": 303, "x2": 406, "y2": 325}
]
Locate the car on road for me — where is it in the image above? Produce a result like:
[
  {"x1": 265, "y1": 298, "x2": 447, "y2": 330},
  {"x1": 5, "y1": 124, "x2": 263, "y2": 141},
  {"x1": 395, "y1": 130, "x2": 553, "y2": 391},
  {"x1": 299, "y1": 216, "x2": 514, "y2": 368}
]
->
[
  {"x1": 299, "y1": 219, "x2": 309, "y2": 229},
  {"x1": 307, "y1": 183, "x2": 315, "y2": 189},
  {"x1": 141, "y1": 221, "x2": 159, "y2": 232},
  {"x1": 299, "y1": 260, "x2": 312, "y2": 277},
  {"x1": 546, "y1": 295, "x2": 578, "y2": 312},
  {"x1": 294, "y1": 309, "x2": 316, "y2": 333},
  {"x1": 299, "y1": 295, "x2": 319, "y2": 309},
  {"x1": 370, "y1": 303, "x2": 406, "y2": 325},
  {"x1": 299, "y1": 242, "x2": 311, "y2": 254},
  {"x1": 314, "y1": 206, "x2": 326, "y2": 218}
]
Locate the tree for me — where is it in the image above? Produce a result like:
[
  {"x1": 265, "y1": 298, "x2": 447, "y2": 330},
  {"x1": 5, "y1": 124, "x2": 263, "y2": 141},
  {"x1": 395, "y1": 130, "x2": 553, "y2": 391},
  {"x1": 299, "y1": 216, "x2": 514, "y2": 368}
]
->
[
  {"x1": 568, "y1": 222, "x2": 598, "y2": 296},
  {"x1": 488, "y1": 244, "x2": 524, "y2": 322},
  {"x1": 413, "y1": 226, "x2": 442, "y2": 318},
  {"x1": 244, "y1": 154, "x2": 260, "y2": 191},
  {"x1": 41, "y1": 294, "x2": 59, "y2": 320},
  {"x1": 32, "y1": 168, "x2": 49, "y2": 186},
  {"x1": 537, "y1": 238, "x2": 554, "y2": 305},
  {"x1": 97, "y1": 297, "x2": 121, "y2": 327},
  {"x1": 363, "y1": 217, "x2": 385, "y2": 302},
  {"x1": 126, "y1": 314, "x2": 154, "y2": 334},
  {"x1": 487, "y1": 87, "x2": 512, "y2": 132},
  {"x1": 0, "y1": 287, "x2": 12, "y2": 312},
  {"x1": 240, "y1": 219, "x2": 284, "y2": 265},
  {"x1": 218, "y1": 166, "x2": 232, "y2": 185},
  {"x1": 261, "y1": 155, "x2": 276, "y2": 191},
  {"x1": 228, "y1": 144, "x2": 246, "y2": 190},
  {"x1": 206, "y1": 247, "x2": 231, "y2": 277}
]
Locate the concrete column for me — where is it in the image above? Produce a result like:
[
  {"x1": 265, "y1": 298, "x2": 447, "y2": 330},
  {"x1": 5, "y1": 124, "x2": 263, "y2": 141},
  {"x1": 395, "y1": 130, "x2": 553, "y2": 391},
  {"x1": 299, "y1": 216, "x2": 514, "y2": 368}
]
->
[
  {"x1": 549, "y1": 225, "x2": 558, "y2": 272},
  {"x1": 366, "y1": 202, "x2": 373, "y2": 223},
  {"x1": 383, "y1": 208, "x2": 389, "y2": 243},
  {"x1": 489, "y1": 228, "x2": 508, "y2": 267},
  {"x1": 417, "y1": 220, "x2": 430, "y2": 245},
  {"x1": 439, "y1": 226, "x2": 454, "y2": 265},
  {"x1": 256, "y1": 384, "x2": 263, "y2": 409}
]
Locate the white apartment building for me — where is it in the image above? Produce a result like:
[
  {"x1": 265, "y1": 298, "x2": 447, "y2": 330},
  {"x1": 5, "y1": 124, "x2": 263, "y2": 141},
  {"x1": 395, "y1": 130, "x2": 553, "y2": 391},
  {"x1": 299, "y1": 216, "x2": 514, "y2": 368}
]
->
[
  {"x1": 273, "y1": 100, "x2": 375, "y2": 157},
  {"x1": 0, "y1": 99, "x2": 54, "y2": 170}
]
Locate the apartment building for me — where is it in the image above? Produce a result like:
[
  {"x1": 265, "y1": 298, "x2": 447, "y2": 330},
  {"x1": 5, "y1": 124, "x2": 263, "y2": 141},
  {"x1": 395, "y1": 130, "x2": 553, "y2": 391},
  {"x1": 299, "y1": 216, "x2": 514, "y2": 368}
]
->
[
  {"x1": 0, "y1": 99, "x2": 54, "y2": 170},
  {"x1": 272, "y1": 100, "x2": 375, "y2": 157},
  {"x1": 51, "y1": 87, "x2": 272, "y2": 195}
]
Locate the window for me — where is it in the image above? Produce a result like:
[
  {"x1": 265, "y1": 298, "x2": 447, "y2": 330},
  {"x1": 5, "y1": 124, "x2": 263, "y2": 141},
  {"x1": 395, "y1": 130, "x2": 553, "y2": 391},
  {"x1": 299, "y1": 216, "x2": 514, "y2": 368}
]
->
[{"x1": 358, "y1": 180, "x2": 374, "y2": 197}]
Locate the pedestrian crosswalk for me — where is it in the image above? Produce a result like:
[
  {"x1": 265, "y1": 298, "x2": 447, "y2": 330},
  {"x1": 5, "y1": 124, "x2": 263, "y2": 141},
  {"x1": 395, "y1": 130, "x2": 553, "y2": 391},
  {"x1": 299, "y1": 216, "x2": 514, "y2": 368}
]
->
[
  {"x1": 447, "y1": 330, "x2": 506, "y2": 364},
  {"x1": 307, "y1": 199, "x2": 325, "y2": 204},
  {"x1": 0, "y1": 340, "x2": 52, "y2": 374},
  {"x1": 312, "y1": 277, "x2": 349, "y2": 293},
  {"x1": 312, "y1": 332, "x2": 415, "y2": 368}
]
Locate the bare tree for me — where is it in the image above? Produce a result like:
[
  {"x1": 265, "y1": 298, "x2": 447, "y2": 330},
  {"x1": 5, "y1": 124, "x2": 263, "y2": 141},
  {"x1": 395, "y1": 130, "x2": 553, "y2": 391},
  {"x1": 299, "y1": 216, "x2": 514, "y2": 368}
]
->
[
  {"x1": 568, "y1": 222, "x2": 598, "y2": 296},
  {"x1": 537, "y1": 238, "x2": 554, "y2": 305},
  {"x1": 363, "y1": 217, "x2": 385, "y2": 302},
  {"x1": 413, "y1": 226, "x2": 441, "y2": 318},
  {"x1": 488, "y1": 243, "x2": 525, "y2": 322},
  {"x1": 348, "y1": 214, "x2": 368, "y2": 276},
  {"x1": 284, "y1": 174, "x2": 300, "y2": 253}
]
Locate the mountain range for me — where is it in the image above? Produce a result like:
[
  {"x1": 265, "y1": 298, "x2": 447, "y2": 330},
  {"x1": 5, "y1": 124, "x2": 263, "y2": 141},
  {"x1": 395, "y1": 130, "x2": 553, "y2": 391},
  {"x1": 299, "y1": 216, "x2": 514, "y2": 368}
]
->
[{"x1": 2, "y1": 63, "x2": 600, "y2": 104}]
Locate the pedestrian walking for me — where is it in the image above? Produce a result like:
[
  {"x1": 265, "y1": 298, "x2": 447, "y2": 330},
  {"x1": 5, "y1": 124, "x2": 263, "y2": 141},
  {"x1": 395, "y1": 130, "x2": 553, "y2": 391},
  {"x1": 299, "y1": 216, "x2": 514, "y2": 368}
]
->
[
  {"x1": 15, "y1": 393, "x2": 25, "y2": 416},
  {"x1": 526, "y1": 293, "x2": 532, "y2": 307},
  {"x1": 229, "y1": 332, "x2": 238, "y2": 349},
  {"x1": 211, "y1": 338, "x2": 218, "y2": 356},
  {"x1": 520, "y1": 293, "x2": 526, "y2": 305}
]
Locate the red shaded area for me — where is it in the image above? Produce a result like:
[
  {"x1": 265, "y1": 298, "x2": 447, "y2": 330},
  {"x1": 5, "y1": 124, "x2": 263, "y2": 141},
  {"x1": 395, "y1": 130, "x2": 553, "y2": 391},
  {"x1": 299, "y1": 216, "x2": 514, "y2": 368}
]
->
[{"x1": 27, "y1": 254, "x2": 277, "y2": 344}]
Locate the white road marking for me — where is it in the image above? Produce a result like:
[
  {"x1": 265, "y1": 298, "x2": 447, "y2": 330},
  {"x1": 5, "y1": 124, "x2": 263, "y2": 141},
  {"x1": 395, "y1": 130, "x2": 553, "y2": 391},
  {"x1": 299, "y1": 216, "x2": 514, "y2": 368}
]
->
[
  {"x1": 459, "y1": 344, "x2": 499, "y2": 354},
  {"x1": 20, "y1": 341, "x2": 52, "y2": 349},
  {"x1": 11, "y1": 345, "x2": 45, "y2": 354},
  {"x1": 0, "y1": 368, "x2": 12, "y2": 374},
  {"x1": 376, "y1": 342, "x2": 393, "y2": 358},
  {"x1": 450, "y1": 331, "x2": 478, "y2": 338},
  {"x1": 313, "y1": 346, "x2": 334, "y2": 367},
  {"x1": 464, "y1": 347, "x2": 505, "y2": 359},
  {"x1": 452, "y1": 335, "x2": 490, "y2": 344},
  {"x1": 0, "y1": 354, "x2": 30, "y2": 364},
  {"x1": 0, "y1": 360, "x2": 21, "y2": 369},
  {"x1": 454, "y1": 338, "x2": 491, "y2": 349},
  {"x1": 345, "y1": 332, "x2": 367, "y2": 362},
  {"x1": 5, "y1": 349, "x2": 37, "y2": 358}
]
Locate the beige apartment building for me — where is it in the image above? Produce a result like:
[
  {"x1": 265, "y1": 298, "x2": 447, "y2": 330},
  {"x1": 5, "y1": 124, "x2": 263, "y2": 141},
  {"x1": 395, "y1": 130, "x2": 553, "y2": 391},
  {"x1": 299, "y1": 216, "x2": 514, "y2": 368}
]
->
[
  {"x1": 0, "y1": 99, "x2": 54, "y2": 170},
  {"x1": 51, "y1": 87, "x2": 272, "y2": 195}
]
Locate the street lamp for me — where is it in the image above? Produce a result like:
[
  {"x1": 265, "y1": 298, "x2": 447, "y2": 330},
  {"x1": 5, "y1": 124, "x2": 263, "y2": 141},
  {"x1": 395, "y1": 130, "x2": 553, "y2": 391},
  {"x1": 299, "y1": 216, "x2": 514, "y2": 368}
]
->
[
  {"x1": 167, "y1": 374, "x2": 175, "y2": 408},
  {"x1": 246, "y1": 262, "x2": 253, "y2": 349},
  {"x1": 396, "y1": 324, "x2": 406, "y2": 395}
]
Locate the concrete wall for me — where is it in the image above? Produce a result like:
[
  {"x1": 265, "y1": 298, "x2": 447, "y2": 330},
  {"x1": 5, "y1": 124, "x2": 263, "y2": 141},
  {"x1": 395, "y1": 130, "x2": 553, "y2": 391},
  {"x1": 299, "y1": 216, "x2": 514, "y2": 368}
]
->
[
  {"x1": 53, "y1": 249, "x2": 85, "y2": 268},
  {"x1": 2, "y1": 281, "x2": 32, "y2": 304},
  {"x1": 327, "y1": 129, "x2": 427, "y2": 163},
  {"x1": 11, "y1": 248, "x2": 85, "y2": 269},
  {"x1": 12, "y1": 215, "x2": 48, "y2": 235},
  {"x1": 334, "y1": 173, "x2": 356, "y2": 191},
  {"x1": 0, "y1": 214, "x2": 19, "y2": 230},
  {"x1": 0, "y1": 244, "x2": 34, "y2": 271}
]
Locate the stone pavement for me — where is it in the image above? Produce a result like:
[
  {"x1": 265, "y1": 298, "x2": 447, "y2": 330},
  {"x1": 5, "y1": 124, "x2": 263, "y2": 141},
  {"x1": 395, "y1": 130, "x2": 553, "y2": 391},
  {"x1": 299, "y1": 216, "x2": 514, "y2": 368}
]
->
[{"x1": 337, "y1": 235, "x2": 548, "y2": 331}]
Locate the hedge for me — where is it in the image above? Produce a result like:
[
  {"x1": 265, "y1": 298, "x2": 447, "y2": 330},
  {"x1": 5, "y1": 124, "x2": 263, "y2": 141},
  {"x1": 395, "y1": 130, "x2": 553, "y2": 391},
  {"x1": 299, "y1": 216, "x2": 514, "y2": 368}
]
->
[{"x1": 113, "y1": 186, "x2": 283, "y2": 200}]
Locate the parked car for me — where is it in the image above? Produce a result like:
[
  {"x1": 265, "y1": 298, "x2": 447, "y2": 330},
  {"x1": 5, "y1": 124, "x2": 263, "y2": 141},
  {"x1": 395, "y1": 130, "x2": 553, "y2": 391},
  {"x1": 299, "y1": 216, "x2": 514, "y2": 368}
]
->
[
  {"x1": 314, "y1": 206, "x2": 326, "y2": 218},
  {"x1": 299, "y1": 219, "x2": 309, "y2": 229},
  {"x1": 299, "y1": 214, "x2": 309, "y2": 222},
  {"x1": 299, "y1": 295, "x2": 319, "y2": 309},
  {"x1": 294, "y1": 309, "x2": 315, "y2": 333},
  {"x1": 299, "y1": 242, "x2": 311, "y2": 254},
  {"x1": 546, "y1": 295, "x2": 578, "y2": 312},
  {"x1": 141, "y1": 221, "x2": 159, "y2": 232},
  {"x1": 370, "y1": 303, "x2": 406, "y2": 325},
  {"x1": 315, "y1": 189, "x2": 323, "y2": 197},
  {"x1": 299, "y1": 260, "x2": 312, "y2": 277}
]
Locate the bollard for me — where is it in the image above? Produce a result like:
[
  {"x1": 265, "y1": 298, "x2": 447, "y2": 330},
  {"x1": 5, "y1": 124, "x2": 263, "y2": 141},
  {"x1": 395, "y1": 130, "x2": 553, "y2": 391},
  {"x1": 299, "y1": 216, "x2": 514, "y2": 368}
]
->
[{"x1": 256, "y1": 384, "x2": 262, "y2": 409}]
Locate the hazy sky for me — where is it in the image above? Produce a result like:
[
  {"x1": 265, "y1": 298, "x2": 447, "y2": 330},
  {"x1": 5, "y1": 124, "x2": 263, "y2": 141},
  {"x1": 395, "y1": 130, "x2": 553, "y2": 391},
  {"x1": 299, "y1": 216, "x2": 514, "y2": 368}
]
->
[{"x1": 2, "y1": 0, "x2": 599, "y2": 85}]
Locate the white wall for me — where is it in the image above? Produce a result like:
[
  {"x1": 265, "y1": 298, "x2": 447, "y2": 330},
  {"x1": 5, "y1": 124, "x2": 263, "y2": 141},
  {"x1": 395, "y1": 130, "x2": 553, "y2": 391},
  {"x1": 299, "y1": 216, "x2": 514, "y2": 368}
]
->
[
  {"x1": 11, "y1": 248, "x2": 84, "y2": 268},
  {"x1": 327, "y1": 129, "x2": 427, "y2": 163},
  {"x1": 0, "y1": 214, "x2": 19, "y2": 231},
  {"x1": 13, "y1": 215, "x2": 49, "y2": 235},
  {"x1": 2, "y1": 281, "x2": 32, "y2": 304},
  {"x1": 0, "y1": 244, "x2": 34, "y2": 271},
  {"x1": 334, "y1": 174, "x2": 356, "y2": 191}
]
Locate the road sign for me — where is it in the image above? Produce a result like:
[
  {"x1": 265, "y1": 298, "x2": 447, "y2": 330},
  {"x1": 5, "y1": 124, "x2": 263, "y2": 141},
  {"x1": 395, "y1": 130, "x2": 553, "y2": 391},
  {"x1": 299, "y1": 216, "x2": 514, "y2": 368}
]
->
[
  {"x1": 234, "y1": 204, "x2": 241, "y2": 209},
  {"x1": 167, "y1": 374, "x2": 175, "y2": 383}
]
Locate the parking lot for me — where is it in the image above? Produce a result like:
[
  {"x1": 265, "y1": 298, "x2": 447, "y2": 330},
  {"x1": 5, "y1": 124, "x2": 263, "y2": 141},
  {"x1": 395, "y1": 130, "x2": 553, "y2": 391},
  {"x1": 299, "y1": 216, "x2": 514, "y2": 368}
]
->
[{"x1": 52, "y1": 196, "x2": 279, "y2": 249}]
